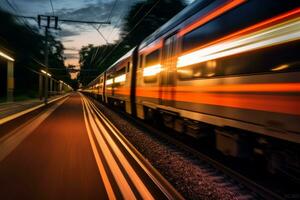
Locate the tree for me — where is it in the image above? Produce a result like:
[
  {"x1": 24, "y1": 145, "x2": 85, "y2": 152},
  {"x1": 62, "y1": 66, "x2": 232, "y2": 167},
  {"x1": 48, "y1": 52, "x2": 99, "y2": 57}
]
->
[
  {"x1": 78, "y1": 43, "x2": 128, "y2": 86},
  {"x1": 78, "y1": 44, "x2": 99, "y2": 86},
  {"x1": 0, "y1": 9, "x2": 72, "y2": 99},
  {"x1": 121, "y1": 0, "x2": 186, "y2": 48},
  {"x1": 47, "y1": 35, "x2": 71, "y2": 83},
  {"x1": 78, "y1": 0, "x2": 186, "y2": 86}
]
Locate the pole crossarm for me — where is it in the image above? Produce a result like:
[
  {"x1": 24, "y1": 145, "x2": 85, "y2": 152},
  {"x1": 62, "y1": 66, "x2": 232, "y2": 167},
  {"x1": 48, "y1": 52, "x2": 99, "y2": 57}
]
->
[{"x1": 14, "y1": 15, "x2": 110, "y2": 25}]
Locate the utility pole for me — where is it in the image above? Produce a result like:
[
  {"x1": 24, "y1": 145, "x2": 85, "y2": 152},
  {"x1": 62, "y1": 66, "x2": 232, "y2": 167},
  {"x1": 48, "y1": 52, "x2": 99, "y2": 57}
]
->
[
  {"x1": 31, "y1": 15, "x2": 110, "y2": 102},
  {"x1": 38, "y1": 15, "x2": 58, "y2": 103}
]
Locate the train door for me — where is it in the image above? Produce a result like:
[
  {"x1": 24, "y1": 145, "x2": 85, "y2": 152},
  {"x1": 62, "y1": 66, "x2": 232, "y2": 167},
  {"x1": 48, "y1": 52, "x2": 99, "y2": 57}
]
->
[{"x1": 159, "y1": 34, "x2": 177, "y2": 106}]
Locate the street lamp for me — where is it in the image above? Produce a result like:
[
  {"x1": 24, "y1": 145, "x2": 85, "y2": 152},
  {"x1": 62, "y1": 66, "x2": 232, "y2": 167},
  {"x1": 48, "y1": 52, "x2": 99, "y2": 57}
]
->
[{"x1": 41, "y1": 69, "x2": 51, "y2": 77}]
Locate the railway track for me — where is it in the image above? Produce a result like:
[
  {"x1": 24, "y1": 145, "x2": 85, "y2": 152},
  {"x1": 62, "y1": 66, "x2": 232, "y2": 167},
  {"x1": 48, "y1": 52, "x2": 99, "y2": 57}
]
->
[
  {"x1": 81, "y1": 94, "x2": 184, "y2": 200},
  {"x1": 86, "y1": 95, "x2": 288, "y2": 200},
  {"x1": 140, "y1": 125, "x2": 283, "y2": 200}
]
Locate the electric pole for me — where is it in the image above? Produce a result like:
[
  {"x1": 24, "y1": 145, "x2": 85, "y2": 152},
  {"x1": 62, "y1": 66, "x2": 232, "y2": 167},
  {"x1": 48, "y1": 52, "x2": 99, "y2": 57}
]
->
[
  {"x1": 38, "y1": 15, "x2": 58, "y2": 103},
  {"x1": 29, "y1": 15, "x2": 110, "y2": 103}
]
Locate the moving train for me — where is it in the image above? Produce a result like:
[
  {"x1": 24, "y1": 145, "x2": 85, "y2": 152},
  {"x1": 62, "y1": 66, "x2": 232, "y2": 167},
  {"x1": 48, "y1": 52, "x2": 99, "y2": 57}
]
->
[{"x1": 83, "y1": 0, "x2": 300, "y2": 176}]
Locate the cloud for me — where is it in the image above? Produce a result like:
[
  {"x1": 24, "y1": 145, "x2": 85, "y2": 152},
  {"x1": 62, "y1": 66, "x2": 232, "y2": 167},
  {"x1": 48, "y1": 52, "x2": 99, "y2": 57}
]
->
[
  {"x1": 56, "y1": 2, "x2": 111, "y2": 22},
  {"x1": 52, "y1": 0, "x2": 141, "y2": 41},
  {"x1": 55, "y1": 0, "x2": 141, "y2": 24},
  {"x1": 64, "y1": 53, "x2": 79, "y2": 59},
  {"x1": 59, "y1": 28, "x2": 80, "y2": 37},
  {"x1": 64, "y1": 46, "x2": 80, "y2": 51},
  {"x1": 61, "y1": 39, "x2": 75, "y2": 43},
  {"x1": 7, "y1": 0, "x2": 143, "y2": 66}
]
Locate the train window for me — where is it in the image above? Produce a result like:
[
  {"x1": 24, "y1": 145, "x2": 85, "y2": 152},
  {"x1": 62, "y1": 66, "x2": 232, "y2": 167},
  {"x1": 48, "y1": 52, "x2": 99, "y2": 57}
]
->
[
  {"x1": 178, "y1": 0, "x2": 300, "y2": 80},
  {"x1": 115, "y1": 67, "x2": 126, "y2": 76},
  {"x1": 178, "y1": 60, "x2": 217, "y2": 80},
  {"x1": 107, "y1": 73, "x2": 114, "y2": 79},
  {"x1": 113, "y1": 67, "x2": 126, "y2": 85},
  {"x1": 106, "y1": 73, "x2": 114, "y2": 86},
  {"x1": 145, "y1": 50, "x2": 160, "y2": 67},
  {"x1": 181, "y1": 0, "x2": 300, "y2": 53},
  {"x1": 218, "y1": 43, "x2": 300, "y2": 76},
  {"x1": 143, "y1": 50, "x2": 160, "y2": 83},
  {"x1": 126, "y1": 62, "x2": 130, "y2": 73},
  {"x1": 178, "y1": 40, "x2": 300, "y2": 81},
  {"x1": 139, "y1": 55, "x2": 143, "y2": 68}
]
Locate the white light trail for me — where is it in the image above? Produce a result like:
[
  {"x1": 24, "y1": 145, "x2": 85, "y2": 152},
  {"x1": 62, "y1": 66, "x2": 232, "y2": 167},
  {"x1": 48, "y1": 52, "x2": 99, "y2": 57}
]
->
[
  {"x1": 114, "y1": 74, "x2": 126, "y2": 83},
  {"x1": 106, "y1": 78, "x2": 113, "y2": 85},
  {"x1": 143, "y1": 64, "x2": 161, "y2": 77},
  {"x1": 177, "y1": 17, "x2": 300, "y2": 68}
]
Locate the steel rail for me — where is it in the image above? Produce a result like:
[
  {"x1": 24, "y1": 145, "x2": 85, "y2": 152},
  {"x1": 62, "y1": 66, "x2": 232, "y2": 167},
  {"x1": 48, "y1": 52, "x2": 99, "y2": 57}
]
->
[
  {"x1": 83, "y1": 95, "x2": 185, "y2": 200},
  {"x1": 85, "y1": 95, "x2": 284, "y2": 200}
]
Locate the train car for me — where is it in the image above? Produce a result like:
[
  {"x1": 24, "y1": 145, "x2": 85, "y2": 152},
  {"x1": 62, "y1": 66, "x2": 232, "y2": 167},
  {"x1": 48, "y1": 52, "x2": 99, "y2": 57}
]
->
[
  {"x1": 86, "y1": 0, "x2": 300, "y2": 175},
  {"x1": 137, "y1": 0, "x2": 300, "y2": 135},
  {"x1": 104, "y1": 48, "x2": 137, "y2": 114},
  {"x1": 85, "y1": 73, "x2": 105, "y2": 101}
]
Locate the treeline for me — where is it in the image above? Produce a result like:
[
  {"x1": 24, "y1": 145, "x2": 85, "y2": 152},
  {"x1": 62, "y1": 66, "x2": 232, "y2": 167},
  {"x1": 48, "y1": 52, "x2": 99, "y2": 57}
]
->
[
  {"x1": 78, "y1": 0, "x2": 186, "y2": 86},
  {"x1": 0, "y1": 9, "x2": 73, "y2": 100}
]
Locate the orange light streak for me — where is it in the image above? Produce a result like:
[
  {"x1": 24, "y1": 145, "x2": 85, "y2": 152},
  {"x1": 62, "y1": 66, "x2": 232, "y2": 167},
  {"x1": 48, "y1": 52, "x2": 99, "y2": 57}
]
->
[
  {"x1": 111, "y1": 83, "x2": 300, "y2": 115},
  {"x1": 181, "y1": 7, "x2": 300, "y2": 55},
  {"x1": 178, "y1": 0, "x2": 246, "y2": 37}
]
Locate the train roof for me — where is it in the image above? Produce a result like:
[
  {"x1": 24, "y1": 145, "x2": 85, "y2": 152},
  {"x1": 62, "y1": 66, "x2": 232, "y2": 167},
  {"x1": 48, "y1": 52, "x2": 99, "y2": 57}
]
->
[
  {"x1": 86, "y1": 0, "x2": 209, "y2": 87},
  {"x1": 106, "y1": 47, "x2": 136, "y2": 72},
  {"x1": 87, "y1": 73, "x2": 103, "y2": 87},
  {"x1": 139, "y1": 0, "x2": 209, "y2": 49},
  {"x1": 87, "y1": 47, "x2": 136, "y2": 87}
]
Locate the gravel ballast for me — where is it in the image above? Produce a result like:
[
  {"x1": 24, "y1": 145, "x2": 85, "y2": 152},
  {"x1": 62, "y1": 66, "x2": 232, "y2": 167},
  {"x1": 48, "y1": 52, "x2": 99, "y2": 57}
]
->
[{"x1": 91, "y1": 99, "x2": 250, "y2": 200}]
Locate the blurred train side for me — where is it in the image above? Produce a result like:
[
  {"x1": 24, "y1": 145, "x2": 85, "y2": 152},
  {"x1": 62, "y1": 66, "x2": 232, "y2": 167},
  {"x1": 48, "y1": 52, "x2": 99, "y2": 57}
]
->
[{"x1": 84, "y1": 0, "x2": 300, "y2": 175}]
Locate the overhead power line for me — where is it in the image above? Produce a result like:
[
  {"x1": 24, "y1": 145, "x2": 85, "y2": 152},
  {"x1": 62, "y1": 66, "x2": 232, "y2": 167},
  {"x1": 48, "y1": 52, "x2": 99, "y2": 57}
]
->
[
  {"x1": 131, "y1": 2, "x2": 146, "y2": 19},
  {"x1": 4, "y1": 0, "x2": 38, "y2": 34},
  {"x1": 92, "y1": 25, "x2": 109, "y2": 44},
  {"x1": 108, "y1": 0, "x2": 118, "y2": 22},
  {"x1": 96, "y1": 0, "x2": 161, "y2": 68},
  {"x1": 49, "y1": 0, "x2": 55, "y2": 16},
  {"x1": 89, "y1": 0, "x2": 140, "y2": 68},
  {"x1": 88, "y1": 0, "x2": 118, "y2": 66}
]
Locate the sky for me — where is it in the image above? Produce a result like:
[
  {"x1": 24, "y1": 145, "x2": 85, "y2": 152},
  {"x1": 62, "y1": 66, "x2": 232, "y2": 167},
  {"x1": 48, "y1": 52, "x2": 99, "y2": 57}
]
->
[{"x1": 1, "y1": 0, "x2": 195, "y2": 73}]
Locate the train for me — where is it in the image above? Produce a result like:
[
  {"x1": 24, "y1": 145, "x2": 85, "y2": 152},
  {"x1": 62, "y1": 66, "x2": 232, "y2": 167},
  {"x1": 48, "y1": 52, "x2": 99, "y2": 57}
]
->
[{"x1": 83, "y1": 0, "x2": 300, "y2": 176}]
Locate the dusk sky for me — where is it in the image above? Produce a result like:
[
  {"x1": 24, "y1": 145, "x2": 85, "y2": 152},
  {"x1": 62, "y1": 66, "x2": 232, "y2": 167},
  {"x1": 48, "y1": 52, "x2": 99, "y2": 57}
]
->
[{"x1": 1, "y1": 0, "x2": 194, "y2": 68}]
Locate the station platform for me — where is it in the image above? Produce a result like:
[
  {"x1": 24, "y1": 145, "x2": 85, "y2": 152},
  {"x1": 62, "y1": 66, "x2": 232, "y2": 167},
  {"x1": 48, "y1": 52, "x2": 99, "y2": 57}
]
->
[
  {"x1": 0, "y1": 95, "x2": 67, "y2": 125},
  {"x1": 0, "y1": 93, "x2": 182, "y2": 200}
]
